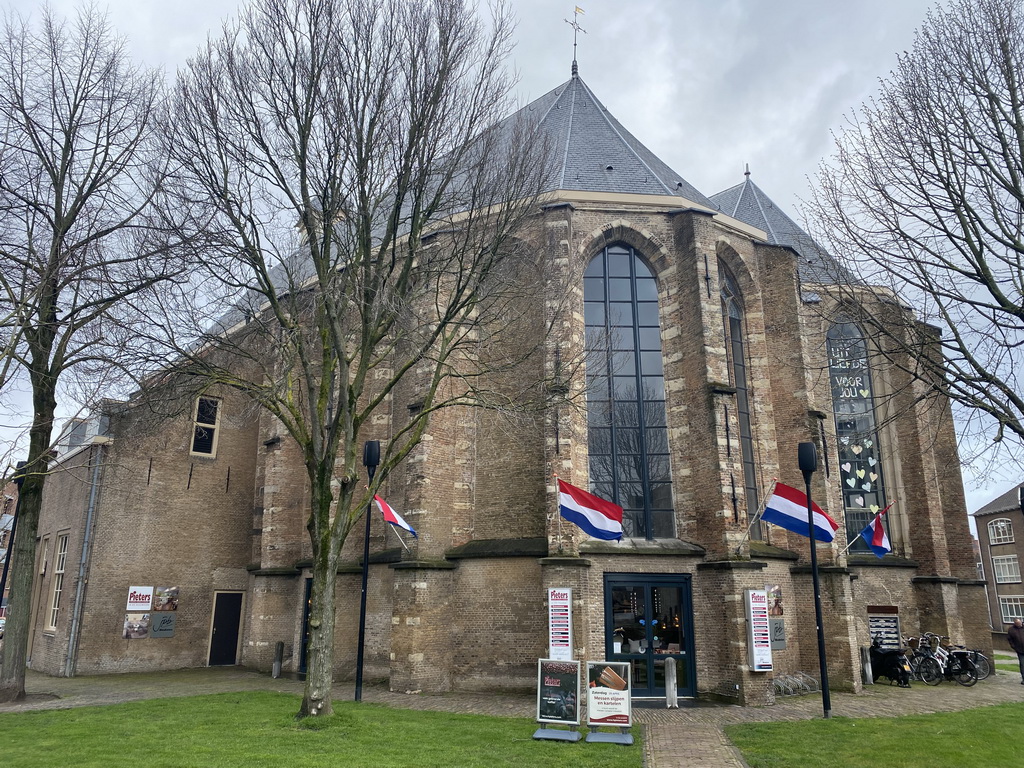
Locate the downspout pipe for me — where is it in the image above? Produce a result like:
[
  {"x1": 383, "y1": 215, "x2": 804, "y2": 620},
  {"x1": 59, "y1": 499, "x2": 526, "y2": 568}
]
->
[{"x1": 64, "y1": 438, "x2": 109, "y2": 678}]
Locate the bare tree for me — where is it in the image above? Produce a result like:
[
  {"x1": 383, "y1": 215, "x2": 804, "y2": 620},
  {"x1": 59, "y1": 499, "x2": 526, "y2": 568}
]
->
[
  {"x1": 806, "y1": 0, "x2": 1024, "y2": 466},
  {"x1": 0, "y1": 6, "x2": 170, "y2": 701},
  {"x1": 154, "y1": 0, "x2": 553, "y2": 718}
]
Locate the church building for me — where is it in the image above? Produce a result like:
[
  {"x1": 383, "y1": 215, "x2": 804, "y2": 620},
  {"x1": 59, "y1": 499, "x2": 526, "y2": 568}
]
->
[{"x1": 26, "y1": 67, "x2": 987, "y2": 705}]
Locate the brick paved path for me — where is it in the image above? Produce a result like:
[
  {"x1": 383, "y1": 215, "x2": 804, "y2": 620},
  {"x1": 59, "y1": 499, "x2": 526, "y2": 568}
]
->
[{"x1": 4, "y1": 667, "x2": 1024, "y2": 767}]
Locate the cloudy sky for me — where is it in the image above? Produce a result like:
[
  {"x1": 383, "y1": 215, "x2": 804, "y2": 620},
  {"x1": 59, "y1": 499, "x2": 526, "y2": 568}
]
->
[{"x1": 2, "y1": 0, "x2": 1014, "y2": 514}]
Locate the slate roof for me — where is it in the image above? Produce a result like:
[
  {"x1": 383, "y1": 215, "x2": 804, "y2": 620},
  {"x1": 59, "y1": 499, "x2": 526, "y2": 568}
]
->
[
  {"x1": 972, "y1": 483, "x2": 1023, "y2": 516},
  {"x1": 507, "y1": 73, "x2": 715, "y2": 207},
  {"x1": 710, "y1": 173, "x2": 852, "y2": 285}
]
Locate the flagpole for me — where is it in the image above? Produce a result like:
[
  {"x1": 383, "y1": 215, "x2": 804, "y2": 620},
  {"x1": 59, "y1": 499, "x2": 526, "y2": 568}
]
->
[
  {"x1": 553, "y1": 472, "x2": 563, "y2": 553},
  {"x1": 839, "y1": 502, "x2": 894, "y2": 556},
  {"x1": 733, "y1": 478, "x2": 778, "y2": 555},
  {"x1": 388, "y1": 523, "x2": 411, "y2": 552}
]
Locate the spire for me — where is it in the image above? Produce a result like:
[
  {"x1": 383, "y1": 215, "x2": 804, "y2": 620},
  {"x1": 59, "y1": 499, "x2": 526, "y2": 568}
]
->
[
  {"x1": 565, "y1": 6, "x2": 586, "y2": 78},
  {"x1": 744, "y1": 163, "x2": 751, "y2": 178}
]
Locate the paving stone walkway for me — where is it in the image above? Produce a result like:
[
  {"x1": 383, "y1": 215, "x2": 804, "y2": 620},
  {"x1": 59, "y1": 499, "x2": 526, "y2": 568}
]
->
[{"x1": 3, "y1": 666, "x2": 1024, "y2": 767}]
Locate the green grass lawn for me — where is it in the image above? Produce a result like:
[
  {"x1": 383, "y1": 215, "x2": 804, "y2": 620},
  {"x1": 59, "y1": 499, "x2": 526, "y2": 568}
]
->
[
  {"x1": 726, "y1": 702, "x2": 1024, "y2": 768},
  {"x1": 1, "y1": 692, "x2": 640, "y2": 768}
]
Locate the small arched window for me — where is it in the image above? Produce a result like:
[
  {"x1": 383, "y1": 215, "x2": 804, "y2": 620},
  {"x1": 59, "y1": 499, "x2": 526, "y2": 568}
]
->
[
  {"x1": 827, "y1": 317, "x2": 888, "y2": 551},
  {"x1": 720, "y1": 263, "x2": 759, "y2": 539},
  {"x1": 989, "y1": 518, "x2": 1015, "y2": 544},
  {"x1": 584, "y1": 244, "x2": 673, "y2": 539}
]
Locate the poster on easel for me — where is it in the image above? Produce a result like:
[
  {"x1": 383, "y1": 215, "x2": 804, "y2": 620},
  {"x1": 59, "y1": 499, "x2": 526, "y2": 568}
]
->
[
  {"x1": 586, "y1": 661, "x2": 632, "y2": 727},
  {"x1": 536, "y1": 659, "x2": 580, "y2": 726}
]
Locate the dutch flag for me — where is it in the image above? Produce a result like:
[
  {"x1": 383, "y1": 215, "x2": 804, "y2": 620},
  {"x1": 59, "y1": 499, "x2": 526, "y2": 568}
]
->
[
  {"x1": 761, "y1": 482, "x2": 839, "y2": 542},
  {"x1": 374, "y1": 495, "x2": 417, "y2": 538},
  {"x1": 558, "y1": 479, "x2": 623, "y2": 541},
  {"x1": 859, "y1": 504, "x2": 893, "y2": 558}
]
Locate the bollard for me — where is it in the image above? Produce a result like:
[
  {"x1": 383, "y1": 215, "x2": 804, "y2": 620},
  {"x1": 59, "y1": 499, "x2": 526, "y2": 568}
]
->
[
  {"x1": 861, "y1": 646, "x2": 873, "y2": 685},
  {"x1": 272, "y1": 641, "x2": 284, "y2": 679},
  {"x1": 665, "y1": 658, "x2": 679, "y2": 708}
]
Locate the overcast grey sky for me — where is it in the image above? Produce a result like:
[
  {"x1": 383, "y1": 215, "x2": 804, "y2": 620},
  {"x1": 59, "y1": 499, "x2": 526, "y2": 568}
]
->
[{"x1": 2, "y1": 0, "x2": 1015, "y2": 514}]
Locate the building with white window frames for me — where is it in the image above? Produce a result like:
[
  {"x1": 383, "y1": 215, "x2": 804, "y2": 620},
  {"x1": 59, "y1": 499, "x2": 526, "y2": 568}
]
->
[{"x1": 974, "y1": 483, "x2": 1024, "y2": 644}]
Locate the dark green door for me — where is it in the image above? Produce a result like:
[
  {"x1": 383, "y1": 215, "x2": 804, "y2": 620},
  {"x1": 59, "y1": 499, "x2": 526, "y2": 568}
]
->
[{"x1": 604, "y1": 574, "x2": 695, "y2": 697}]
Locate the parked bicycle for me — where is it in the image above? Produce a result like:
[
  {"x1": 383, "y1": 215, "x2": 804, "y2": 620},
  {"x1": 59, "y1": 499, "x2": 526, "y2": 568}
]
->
[
  {"x1": 905, "y1": 635, "x2": 942, "y2": 685},
  {"x1": 920, "y1": 632, "x2": 978, "y2": 686},
  {"x1": 942, "y1": 641, "x2": 992, "y2": 680}
]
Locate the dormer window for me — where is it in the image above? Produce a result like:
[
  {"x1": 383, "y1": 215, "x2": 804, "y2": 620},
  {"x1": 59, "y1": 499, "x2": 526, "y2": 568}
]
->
[{"x1": 191, "y1": 397, "x2": 221, "y2": 457}]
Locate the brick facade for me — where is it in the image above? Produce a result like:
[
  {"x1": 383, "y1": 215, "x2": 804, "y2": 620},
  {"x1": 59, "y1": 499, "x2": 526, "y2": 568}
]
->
[{"x1": 27, "y1": 75, "x2": 985, "y2": 707}]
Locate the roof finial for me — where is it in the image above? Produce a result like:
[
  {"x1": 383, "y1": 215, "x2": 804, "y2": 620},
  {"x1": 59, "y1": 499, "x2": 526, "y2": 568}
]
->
[
  {"x1": 744, "y1": 163, "x2": 751, "y2": 178},
  {"x1": 565, "y1": 6, "x2": 586, "y2": 77}
]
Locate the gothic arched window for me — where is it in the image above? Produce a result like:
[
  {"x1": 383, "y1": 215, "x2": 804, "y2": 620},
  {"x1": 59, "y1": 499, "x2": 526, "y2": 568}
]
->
[
  {"x1": 827, "y1": 317, "x2": 888, "y2": 551},
  {"x1": 720, "y1": 263, "x2": 760, "y2": 538},
  {"x1": 584, "y1": 244, "x2": 673, "y2": 539}
]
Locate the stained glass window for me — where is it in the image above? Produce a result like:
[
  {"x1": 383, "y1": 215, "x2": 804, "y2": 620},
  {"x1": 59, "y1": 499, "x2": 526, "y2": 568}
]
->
[{"x1": 827, "y1": 318, "x2": 888, "y2": 552}]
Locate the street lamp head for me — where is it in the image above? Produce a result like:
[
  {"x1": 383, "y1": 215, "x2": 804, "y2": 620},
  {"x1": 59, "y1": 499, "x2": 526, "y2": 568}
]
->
[
  {"x1": 798, "y1": 442, "x2": 817, "y2": 482},
  {"x1": 362, "y1": 440, "x2": 380, "y2": 469},
  {"x1": 12, "y1": 461, "x2": 27, "y2": 489}
]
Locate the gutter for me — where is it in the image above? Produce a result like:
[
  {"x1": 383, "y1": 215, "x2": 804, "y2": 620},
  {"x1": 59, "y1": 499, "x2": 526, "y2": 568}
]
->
[{"x1": 64, "y1": 436, "x2": 110, "y2": 677}]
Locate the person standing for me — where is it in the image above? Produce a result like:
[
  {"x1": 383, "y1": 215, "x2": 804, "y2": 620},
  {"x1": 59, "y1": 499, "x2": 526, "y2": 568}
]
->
[{"x1": 1008, "y1": 618, "x2": 1024, "y2": 684}]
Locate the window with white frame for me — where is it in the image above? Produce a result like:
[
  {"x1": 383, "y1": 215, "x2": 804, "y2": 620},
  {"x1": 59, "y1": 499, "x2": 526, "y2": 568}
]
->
[
  {"x1": 989, "y1": 518, "x2": 1014, "y2": 544},
  {"x1": 46, "y1": 534, "x2": 68, "y2": 630},
  {"x1": 993, "y1": 554, "x2": 1022, "y2": 583},
  {"x1": 999, "y1": 595, "x2": 1024, "y2": 624},
  {"x1": 191, "y1": 397, "x2": 221, "y2": 456}
]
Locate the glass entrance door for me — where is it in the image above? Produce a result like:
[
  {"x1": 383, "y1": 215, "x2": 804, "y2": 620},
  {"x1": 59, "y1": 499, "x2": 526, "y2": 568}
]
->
[{"x1": 604, "y1": 574, "x2": 694, "y2": 697}]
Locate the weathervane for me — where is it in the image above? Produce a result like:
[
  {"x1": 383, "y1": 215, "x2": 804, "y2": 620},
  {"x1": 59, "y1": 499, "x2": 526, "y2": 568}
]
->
[{"x1": 564, "y1": 6, "x2": 586, "y2": 76}]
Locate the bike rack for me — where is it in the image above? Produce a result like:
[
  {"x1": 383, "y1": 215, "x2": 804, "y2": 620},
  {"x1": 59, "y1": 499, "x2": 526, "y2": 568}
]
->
[{"x1": 772, "y1": 672, "x2": 820, "y2": 696}]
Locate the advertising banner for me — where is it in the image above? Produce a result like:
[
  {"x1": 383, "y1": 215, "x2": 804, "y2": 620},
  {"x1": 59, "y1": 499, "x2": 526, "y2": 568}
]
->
[
  {"x1": 153, "y1": 586, "x2": 180, "y2": 612},
  {"x1": 122, "y1": 613, "x2": 150, "y2": 639},
  {"x1": 150, "y1": 613, "x2": 176, "y2": 638},
  {"x1": 586, "y1": 661, "x2": 632, "y2": 727},
  {"x1": 536, "y1": 659, "x2": 580, "y2": 725},
  {"x1": 746, "y1": 589, "x2": 773, "y2": 672},
  {"x1": 547, "y1": 588, "x2": 572, "y2": 661},
  {"x1": 126, "y1": 586, "x2": 153, "y2": 612}
]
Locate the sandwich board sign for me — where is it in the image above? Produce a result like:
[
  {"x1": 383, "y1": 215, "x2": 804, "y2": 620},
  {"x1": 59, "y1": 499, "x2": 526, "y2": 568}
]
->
[
  {"x1": 585, "y1": 661, "x2": 633, "y2": 745},
  {"x1": 532, "y1": 659, "x2": 582, "y2": 742}
]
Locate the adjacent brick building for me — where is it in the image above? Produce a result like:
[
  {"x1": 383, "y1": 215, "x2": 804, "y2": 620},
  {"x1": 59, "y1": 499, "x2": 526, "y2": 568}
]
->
[
  {"x1": 973, "y1": 483, "x2": 1024, "y2": 648},
  {"x1": 26, "y1": 70, "x2": 987, "y2": 705}
]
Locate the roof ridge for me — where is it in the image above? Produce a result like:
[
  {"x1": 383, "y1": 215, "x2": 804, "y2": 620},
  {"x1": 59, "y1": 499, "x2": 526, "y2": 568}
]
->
[
  {"x1": 533, "y1": 80, "x2": 568, "y2": 127},
  {"x1": 576, "y1": 78, "x2": 676, "y2": 196},
  {"x1": 714, "y1": 181, "x2": 745, "y2": 216},
  {"x1": 557, "y1": 80, "x2": 579, "y2": 190},
  {"x1": 745, "y1": 179, "x2": 779, "y2": 243}
]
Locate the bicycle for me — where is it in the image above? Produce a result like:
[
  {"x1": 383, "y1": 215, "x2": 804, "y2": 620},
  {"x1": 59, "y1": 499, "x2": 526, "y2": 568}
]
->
[
  {"x1": 924, "y1": 633, "x2": 978, "y2": 687},
  {"x1": 943, "y1": 642, "x2": 992, "y2": 680},
  {"x1": 905, "y1": 635, "x2": 943, "y2": 685}
]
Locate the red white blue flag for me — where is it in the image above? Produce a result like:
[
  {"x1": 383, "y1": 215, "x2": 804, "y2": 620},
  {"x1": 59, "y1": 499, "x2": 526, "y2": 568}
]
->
[
  {"x1": 557, "y1": 479, "x2": 623, "y2": 541},
  {"x1": 761, "y1": 482, "x2": 839, "y2": 542},
  {"x1": 859, "y1": 504, "x2": 893, "y2": 558},
  {"x1": 374, "y1": 495, "x2": 417, "y2": 538}
]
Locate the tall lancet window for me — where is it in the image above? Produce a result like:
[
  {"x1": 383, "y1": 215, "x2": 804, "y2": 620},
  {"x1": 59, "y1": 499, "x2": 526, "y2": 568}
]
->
[
  {"x1": 584, "y1": 244, "x2": 674, "y2": 539},
  {"x1": 720, "y1": 264, "x2": 760, "y2": 539},
  {"x1": 827, "y1": 317, "x2": 889, "y2": 551}
]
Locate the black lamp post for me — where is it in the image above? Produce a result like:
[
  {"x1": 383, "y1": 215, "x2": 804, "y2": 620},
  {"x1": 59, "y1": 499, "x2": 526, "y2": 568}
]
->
[
  {"x1": 0, "y1": 461, "x2": 28, "y2": 617},
  {"x1": 354, "y1": 440, "x2": 380, "y2": 702},
  {"x1": 798, "y1": 442, "x2": 831, "y2": 719}
]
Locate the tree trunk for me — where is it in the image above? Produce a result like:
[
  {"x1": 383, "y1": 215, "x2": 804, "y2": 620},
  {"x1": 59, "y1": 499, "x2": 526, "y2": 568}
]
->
[
  {"x1": 298, "y1": 529, "x2": 338, "y2": 717},
  {"x1": 0, "y1": 407, "x2": 54, "y2": 702}
]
